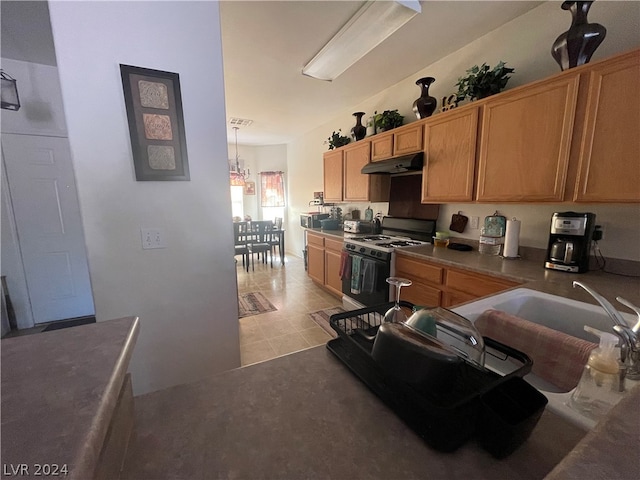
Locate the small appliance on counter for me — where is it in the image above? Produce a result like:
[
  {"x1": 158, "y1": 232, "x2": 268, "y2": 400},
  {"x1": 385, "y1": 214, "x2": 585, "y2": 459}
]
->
[
  {"x1": 343, "y1": 219, "x2": 373, "y2": 234},
  {"x1": 300, "y1": 212, "x2": 330, "y2": 228},
  {"x1": 545, "y1": 211, "x2": 596, "y2": 273}
]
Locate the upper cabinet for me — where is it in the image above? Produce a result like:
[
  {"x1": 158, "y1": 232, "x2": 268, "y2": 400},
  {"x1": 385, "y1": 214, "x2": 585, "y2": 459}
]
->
[
  {"x1": 421, "y1": 105, "x2": 479, "y2": 203},
  {"x1": 476, "y1": 74, "x2": 580, "y2": 202},
  {"x1": 323, "y1": 149, "x2": 343, "y2": 203},
  {"x1": 371, "y1": 132, "x2": 393, "y2": 161},
  {"x1": 573, "y1": 50, "x2": 640, "y2": 202},
  {"x1": 370, "y1": 123, "x2": 423, "y2": 161},
  {"x1": 343, "y1": 141, "x2": 389, "y2": 202},
  {"x1": 393, "y1": 123, "x2": 423, "y2": 156}
]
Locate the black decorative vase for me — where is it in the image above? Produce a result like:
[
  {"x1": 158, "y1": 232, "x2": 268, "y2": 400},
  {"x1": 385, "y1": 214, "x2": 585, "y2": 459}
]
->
[
  {"x1": 412, "y1": 77, "x2": 437, "y2": 119},
  {"x1": 551, "y1": 1, "x2": 606, "y2": 71},
  {"x1": 351, "y1": 112, "x2": 366, "y2": 141}
]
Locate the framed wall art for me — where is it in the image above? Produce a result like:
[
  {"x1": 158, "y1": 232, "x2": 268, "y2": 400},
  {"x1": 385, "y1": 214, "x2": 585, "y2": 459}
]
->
[
  {"x1": 243, "y1": 181, "x2": 256, "y2": 195},
  {"x1": 120, "y1": 64, "x2": 190, "y2": 181}
]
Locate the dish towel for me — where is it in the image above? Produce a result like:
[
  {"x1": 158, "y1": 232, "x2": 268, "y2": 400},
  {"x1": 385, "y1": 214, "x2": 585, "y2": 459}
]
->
[
  {"x1": 339, "y1": 251, "x2": 351, "y2": 280},
  {"x1": 350, "y1": 256, "x2": 362, "y2": 295},
  {"x1": 475, "y1": 309, "x2": 597, "y2": 392},
  {"x1": 361, "y1": 259, "x2": 377, "y2": 294}
]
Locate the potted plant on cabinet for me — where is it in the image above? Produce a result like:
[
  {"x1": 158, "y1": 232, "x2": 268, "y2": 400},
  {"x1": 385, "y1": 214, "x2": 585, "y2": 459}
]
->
[
  {"x1": 455, "y1": 61, "x2": 515, "y2": 102},
  {"x1": 374, "y1": 109, "x2": 404, "y2": 132},
  {"x1": 326, "y1": 130, "x2": 351, "y2": 150}
]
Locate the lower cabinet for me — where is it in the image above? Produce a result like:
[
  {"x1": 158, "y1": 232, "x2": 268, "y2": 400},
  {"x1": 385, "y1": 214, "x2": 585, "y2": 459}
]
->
[
  {"x1": 306, "y1": 232, "x2": 343, "y2": 298},
  {"x1": 307, "y1": 233, "x2": 325, "y2": 285},
  {"x1": 324, "y1": 238, "x2": 344, "y2": 297},
  {"x1": 395, "y1": 253, "x2": 520, "y2": 308}
]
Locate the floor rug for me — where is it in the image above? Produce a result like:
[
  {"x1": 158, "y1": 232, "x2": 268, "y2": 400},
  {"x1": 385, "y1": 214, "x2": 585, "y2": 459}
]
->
[
  {"x1": 308, "y1": 307, "x2": 345, "y2": 338},
  {"x1": 42, "y1": 316, "x2": 96, "y2": 332},
  {"x1": 238, "y1": 292, "x2": 277, "y2": 318}
]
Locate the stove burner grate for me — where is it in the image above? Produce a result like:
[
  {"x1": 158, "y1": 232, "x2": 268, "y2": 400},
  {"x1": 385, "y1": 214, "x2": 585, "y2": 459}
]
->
[{"x1": 376, "y1": 240, "x2": 423, "y2": 248}]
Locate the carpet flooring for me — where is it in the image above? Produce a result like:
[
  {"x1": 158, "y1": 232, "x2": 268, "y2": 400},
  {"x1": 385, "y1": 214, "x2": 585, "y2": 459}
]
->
[
  {"x1": 238, "y1": 292, "x2": 277, "y2": 318},
  {"x1": 308, "y1": 307, "x2": 345, "y2": 338}
]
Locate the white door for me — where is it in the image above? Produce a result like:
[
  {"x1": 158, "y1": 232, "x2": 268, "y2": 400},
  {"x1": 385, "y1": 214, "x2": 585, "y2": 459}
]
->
[{"x1": 1, "y1": 133, "x2": 94, "y2": 323}]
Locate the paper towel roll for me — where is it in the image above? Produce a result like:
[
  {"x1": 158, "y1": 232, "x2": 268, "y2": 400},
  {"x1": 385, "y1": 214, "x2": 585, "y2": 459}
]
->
[{"x1": 503, "y1": 218, "x2": 521, "y2": 258}]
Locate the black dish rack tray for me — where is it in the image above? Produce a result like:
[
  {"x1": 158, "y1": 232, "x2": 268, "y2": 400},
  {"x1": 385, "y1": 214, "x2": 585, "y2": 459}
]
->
[{"x1": 327, "y1": 301, "x2": 548, "y2": 457}]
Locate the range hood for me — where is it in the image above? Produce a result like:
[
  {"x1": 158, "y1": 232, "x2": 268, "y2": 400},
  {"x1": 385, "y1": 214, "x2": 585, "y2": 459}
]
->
[{"x1": 361, "y1": 152, "x2": 423, "y2": 174}]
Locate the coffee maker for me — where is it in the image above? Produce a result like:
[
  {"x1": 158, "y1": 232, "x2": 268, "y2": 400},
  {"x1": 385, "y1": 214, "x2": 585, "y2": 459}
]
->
[{"x1": 545, "y1": 212, "x2": 596, "y2": 273}]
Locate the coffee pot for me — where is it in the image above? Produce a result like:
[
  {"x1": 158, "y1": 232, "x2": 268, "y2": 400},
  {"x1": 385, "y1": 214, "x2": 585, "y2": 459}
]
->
[
  {"x1": 549, "y1": 238, "x2": 580, "y2": 265},
  {"x1": 545, "y1": 212, "x2": 596, "y2": 273}
]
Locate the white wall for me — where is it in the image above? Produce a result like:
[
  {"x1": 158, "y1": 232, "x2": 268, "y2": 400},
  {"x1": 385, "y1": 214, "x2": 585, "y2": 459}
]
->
[
  {"x1": 48, "y1": 1, "x2": 240, "y2": 394},
  {"x1": 287, "y1": 0, "x2": 640, "y2": 260}
]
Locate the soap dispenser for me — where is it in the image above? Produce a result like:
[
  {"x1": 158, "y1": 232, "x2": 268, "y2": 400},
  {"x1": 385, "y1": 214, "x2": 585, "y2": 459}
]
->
[{"x1": 569, "y1": 326, "x2": 624, "y2": 420}]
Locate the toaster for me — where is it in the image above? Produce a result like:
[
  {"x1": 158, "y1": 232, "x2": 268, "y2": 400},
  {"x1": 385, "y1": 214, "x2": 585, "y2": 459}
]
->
[{"x1": 343, "y1": 220, "x2": 373, "y2": 234}]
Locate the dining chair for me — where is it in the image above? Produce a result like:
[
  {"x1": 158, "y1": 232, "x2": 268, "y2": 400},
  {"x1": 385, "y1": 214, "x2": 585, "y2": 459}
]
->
[
  {"x1": 248, "y1": 220, "x2": 274, "y2": 270},
  {"x1": 233, "y1": 221, "x2": 250, "y2": 272},
  {"x1": 270, "y1": 217, "x2": 283, "y2": 258}
]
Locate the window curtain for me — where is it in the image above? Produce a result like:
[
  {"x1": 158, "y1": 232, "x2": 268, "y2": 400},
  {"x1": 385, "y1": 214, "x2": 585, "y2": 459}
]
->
[
  {"x1": 229, "y1": 172, "x2": 245, "y2": 186},
  {"x1": 260, "y1": 171, "x2": 285, "y2": 207}
]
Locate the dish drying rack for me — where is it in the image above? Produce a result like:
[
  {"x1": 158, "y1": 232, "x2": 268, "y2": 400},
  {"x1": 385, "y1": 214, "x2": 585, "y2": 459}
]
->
[{"x1": 327, "y1": 301, "x2": 547, "y2": 457}]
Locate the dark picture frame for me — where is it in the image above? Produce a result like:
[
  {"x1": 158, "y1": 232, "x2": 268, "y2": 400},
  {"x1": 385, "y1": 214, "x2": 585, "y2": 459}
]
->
[{"x1": 120, "y1": 64, "x2": 190, "y2": 181}]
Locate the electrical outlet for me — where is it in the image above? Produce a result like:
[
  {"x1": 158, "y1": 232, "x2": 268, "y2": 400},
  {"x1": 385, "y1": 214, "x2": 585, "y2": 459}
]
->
[
  {"x1": 470, "y1": 216, "x2": 480, "y2": 229},
  {"x1": 141, "y1": 228, "x2": 166, "y2": 249},
  {"x1": 596, "y1": 223, "x2": 606, "y2": 241}
]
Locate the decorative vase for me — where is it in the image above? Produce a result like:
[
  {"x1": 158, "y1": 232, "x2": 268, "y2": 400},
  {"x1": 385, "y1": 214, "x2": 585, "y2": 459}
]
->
[
  {"x1": 412, "y1": 77, "x2": 437, "y2": 119},
  {"x1": 351, "y1": 112, "x2": 366, "y2": 141},
  {"x1": 551, "y1": 1, "x2": 606, "y2": 71}
]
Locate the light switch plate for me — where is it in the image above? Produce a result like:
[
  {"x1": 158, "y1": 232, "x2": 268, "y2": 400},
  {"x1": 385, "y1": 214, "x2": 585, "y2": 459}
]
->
[{"x1": 141, "y1": 228, "x2": 166, "y2": 249}]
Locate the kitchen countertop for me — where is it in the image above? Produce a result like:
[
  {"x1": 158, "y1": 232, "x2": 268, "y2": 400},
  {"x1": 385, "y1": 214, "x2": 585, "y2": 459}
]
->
[
  {"x1": 305, "y1": 228, "x2": 640, "y2": 305},
  {"x1": 396, "y1": 244, "x2": 640, "y2": 306},
  {"x1": 121, "y1": 344, "x2": 588, "y2": 479},
  {"x1": 1, "y1": 316, "x2": 139, "y2": 480}
]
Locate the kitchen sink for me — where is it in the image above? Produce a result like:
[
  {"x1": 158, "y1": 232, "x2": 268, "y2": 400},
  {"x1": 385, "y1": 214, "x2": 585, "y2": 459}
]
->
[
  {"x1": 452, "y1": 288, "x2": 636, "y2": 431},
  {"x1": 452, "y1": 288, "x2": 634, "y2": 341}
]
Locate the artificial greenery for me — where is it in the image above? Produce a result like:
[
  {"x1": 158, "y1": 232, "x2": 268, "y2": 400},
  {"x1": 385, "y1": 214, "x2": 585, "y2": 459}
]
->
[
  {"x1": 455, "y1": 61, "x2": 515, "y2": 102},
  {"x1": 374, "y1": 109, "x2": 404, "y2": 132},
  {"x1": 326, "y1": 130, "x2": 351, "y2": 150}
]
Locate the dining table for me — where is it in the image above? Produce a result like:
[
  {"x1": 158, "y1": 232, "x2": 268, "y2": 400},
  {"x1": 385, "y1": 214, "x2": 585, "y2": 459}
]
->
[{"x1": 234, "y1": 221, "x2": 285, "y2": 267}]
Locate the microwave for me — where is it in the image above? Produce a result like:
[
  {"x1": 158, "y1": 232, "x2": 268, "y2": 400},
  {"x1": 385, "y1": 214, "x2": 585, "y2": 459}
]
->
[{"x1": 300, "y1": 213, "x2": 330, "y2": 228}]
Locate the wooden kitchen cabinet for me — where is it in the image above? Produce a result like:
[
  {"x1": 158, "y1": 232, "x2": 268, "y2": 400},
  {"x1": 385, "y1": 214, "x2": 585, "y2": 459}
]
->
[
  {"x1": 443, "y1": 268, "x2": 519, "y2": 307},
  {"x1": 476, "y1": 74, "x2": 580, "y2": 202},
  {"x1": 573, "y1": 49, "x2": 640, "y2": 202},
  {"x1": 306, "y1": 233, "x2": 325, "y2": 285},
  {"x1": 342, "y1": 141, "x2": 390, "y2": 202},
  {"x1": 306, "y1": 232, "x2": 343, "y2": 298},
  {"x1": 421, "y1": 105, "x2": 479, "y2": 203},
  {"x1": 395, "y1": 253, "x2": 520, "y2": 308},
  {"x1": 370, "y1": 132, "x2": 394, "y2": 161},
  {"x1": 393, "y1": 123, "x2": 423, "y2": 156},
  {"x1": 324, "y1": 238, "x2": 344, "y2": 297},
  {"x1": 323, "y1": 149, "x2": 343, "y2": 203}
]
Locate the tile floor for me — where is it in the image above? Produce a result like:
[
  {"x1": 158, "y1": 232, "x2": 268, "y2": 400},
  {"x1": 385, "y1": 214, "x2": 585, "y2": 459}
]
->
[{"x1": 236, "y1": 254, "x2": 342, "y2": 366}]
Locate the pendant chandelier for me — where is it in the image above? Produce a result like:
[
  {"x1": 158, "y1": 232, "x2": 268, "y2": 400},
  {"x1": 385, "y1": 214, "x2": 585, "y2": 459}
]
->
[{"x1": 230, "y1": 126, "x2": 250, "y2": 186}]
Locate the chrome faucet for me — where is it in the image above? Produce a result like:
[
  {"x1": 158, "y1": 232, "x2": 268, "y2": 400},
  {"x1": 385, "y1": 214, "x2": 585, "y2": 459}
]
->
[{"x1": 573, "y1": 281, "x2": 640, "y2": 380}]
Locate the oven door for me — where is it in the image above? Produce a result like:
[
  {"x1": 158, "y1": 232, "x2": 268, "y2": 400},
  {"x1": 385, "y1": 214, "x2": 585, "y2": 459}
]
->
[{"x1": 341, "y1": 251, "x2": 391, "y2": 307}]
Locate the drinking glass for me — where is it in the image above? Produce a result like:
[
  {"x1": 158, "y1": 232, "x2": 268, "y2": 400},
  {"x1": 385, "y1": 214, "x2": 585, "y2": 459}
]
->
[{"x1": 383, "y1": 277, "x2": 412, "y2": 323}]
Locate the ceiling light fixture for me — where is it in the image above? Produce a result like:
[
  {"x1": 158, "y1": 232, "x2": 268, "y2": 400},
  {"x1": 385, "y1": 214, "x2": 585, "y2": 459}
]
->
[
  {"x1": 230, "y1": 126, "x2": 250, "y2": 186},
  {"x1": 302, "y1": 0, "x2": 421, "y2": 81},
  {"x1": 1, "y1": 70, "x2": 21, "y2": 111}
]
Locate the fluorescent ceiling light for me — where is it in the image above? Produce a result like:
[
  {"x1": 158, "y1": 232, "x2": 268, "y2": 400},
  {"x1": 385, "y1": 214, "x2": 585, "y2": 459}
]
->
[{"x1": 302, "y1": 1, "x2": 421, "y2": 81}]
